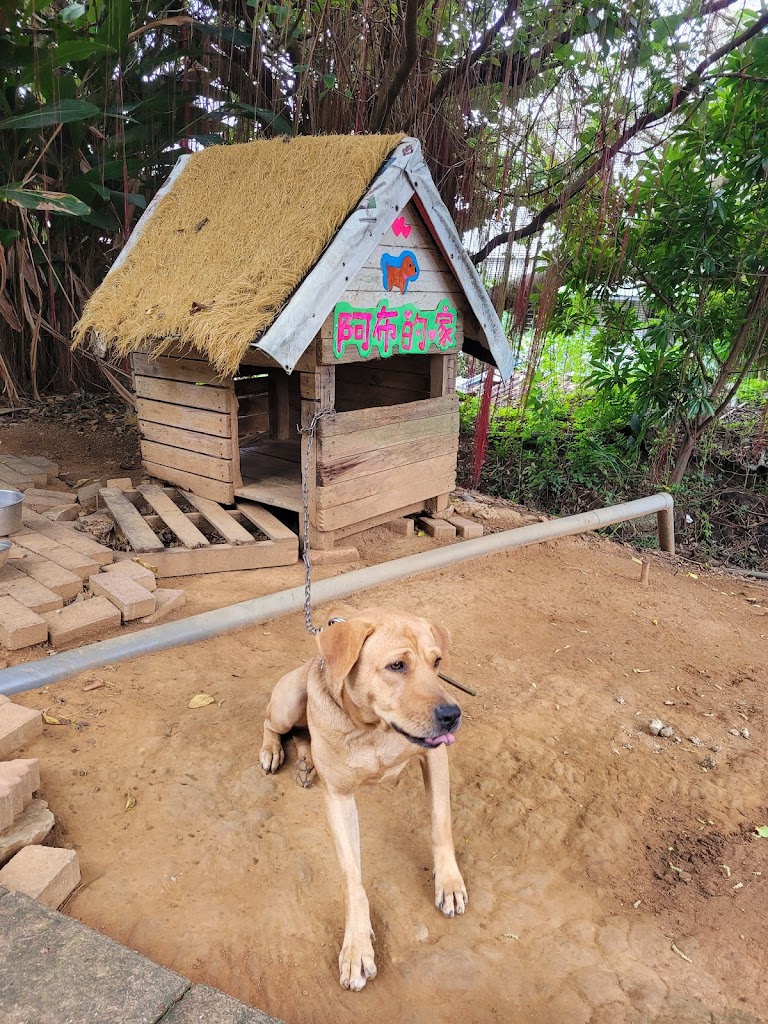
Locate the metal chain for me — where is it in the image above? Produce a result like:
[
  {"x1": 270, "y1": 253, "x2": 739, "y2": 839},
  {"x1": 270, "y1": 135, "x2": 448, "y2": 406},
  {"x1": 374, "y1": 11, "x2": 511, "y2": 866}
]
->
[{"x1": 298, "y1": 407, "x2": 335, "y2": 634}]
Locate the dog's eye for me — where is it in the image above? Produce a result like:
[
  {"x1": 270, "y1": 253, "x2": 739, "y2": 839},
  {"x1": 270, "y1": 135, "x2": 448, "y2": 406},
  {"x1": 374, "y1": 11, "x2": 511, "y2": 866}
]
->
[
  {"x1": 434, "y1": 657, "x2": 442, "y2": 669},
  {"x1": 387, "y1": 661, "x2": 406, "y2": 673}
]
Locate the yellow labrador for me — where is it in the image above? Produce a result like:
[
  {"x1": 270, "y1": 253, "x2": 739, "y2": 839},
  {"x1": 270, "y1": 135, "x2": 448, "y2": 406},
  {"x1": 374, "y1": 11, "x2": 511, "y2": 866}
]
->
[{"x1": 259, "y1": 606, "x2": 467, "y2": 991}]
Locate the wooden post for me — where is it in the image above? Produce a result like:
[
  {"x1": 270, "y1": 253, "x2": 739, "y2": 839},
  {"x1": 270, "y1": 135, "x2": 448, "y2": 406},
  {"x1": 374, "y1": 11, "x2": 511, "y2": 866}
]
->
[
  {"x1": 268, "y1": 371, "x2": 291, "y2": 440},
  {"x1": 299, "y1": 363, "x2": 336, "y2": 551},
  {"x1": 425, "y1": 353, "x2": 457, "y2": 513}
]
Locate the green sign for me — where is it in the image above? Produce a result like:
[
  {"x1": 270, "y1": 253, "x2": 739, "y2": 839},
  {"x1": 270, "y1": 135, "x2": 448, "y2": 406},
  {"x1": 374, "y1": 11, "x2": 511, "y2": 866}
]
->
[{"x1": 332, "y1": 298, "x2": 458, "y2": 359}]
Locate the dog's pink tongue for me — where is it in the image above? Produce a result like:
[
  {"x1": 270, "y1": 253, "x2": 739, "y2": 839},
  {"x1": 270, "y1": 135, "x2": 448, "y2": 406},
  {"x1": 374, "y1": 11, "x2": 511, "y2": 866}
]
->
[{"x1": 427, "y1": 733, "x2": 455, "y2": 746}]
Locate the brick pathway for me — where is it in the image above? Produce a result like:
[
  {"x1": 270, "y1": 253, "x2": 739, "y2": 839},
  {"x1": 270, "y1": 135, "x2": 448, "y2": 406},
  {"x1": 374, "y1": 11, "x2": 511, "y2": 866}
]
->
[{"x1": 0, "y1": 885, "x2": 283, "y2": 1024}]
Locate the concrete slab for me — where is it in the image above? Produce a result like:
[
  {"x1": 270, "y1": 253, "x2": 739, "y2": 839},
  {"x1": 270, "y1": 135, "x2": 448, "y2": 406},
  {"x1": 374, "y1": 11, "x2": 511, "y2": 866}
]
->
[
  {"x1": 160, "y1": 984, "x2": 283, "y2": 1024},
  {"x1": 0, "y1": 891, "x2": 189, "y2": 1024}
]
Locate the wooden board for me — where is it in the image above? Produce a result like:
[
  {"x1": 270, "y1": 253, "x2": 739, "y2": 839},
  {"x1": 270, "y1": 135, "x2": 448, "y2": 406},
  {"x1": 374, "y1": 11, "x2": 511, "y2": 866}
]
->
[
  {"x1": 99, "y1": 488, "x2": 165, "y2": 552},
  {"x1": 319, "y1": 412, "x2": 458, "y2": 462},
  {"x1": 142, "y1": 462, "x2": 235, "y2": 505},
  {"x1": 139, "y1": 421, "x2": 234, "y2": 460},
  {"x1": 318, "y1": 395, "x2": 458, "y2": 436},
  {"x1": 134, "y1": 376, "x2": 233, "y2": 413},
  {"x1": 112, "y1": 540, "x2": 297, "y2": 578},
  {"x1": 136, "y1": 398, "x2": 232, "y2": 438},
  {"x1": 332, "y1": 501, "x2": 426, "y2": 541},
  {"x1": 131, "y1": 353, "x2": 226, "y2": 385},
  {"x1": 236, "y1": 503, "x2": 301, "y2": 545},
  {"x1": 181, "y1": 492, "x2": 256, "y2": 545},
  {"x1": 316, "y1": 453, "x2": 457, "y2": 511},
  {"x1": 315, "y1": 457, "x2": 456, "y2": 531},
  {"x1": 237, "y1": 451, "x2": 302, "y2": 512},
  {"x1": 139, "y1": 440, "x2": 234, "y2": 484},
  {"x1": 318, "y1": 433, "x2": 457, "y2": 485},
  {"x1": 138, "y1": 484, "x2": 210, "y2": 548}
]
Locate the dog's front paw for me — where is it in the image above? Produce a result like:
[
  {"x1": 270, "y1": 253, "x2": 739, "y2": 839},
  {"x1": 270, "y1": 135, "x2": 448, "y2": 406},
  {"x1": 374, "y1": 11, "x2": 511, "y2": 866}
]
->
[
  {"x1": 338, "y1": 931, "x2": 377, "y2": 991},
  {"x1": 259, "y1": 735, "x2": 284, "y2": 773},
  {"x1": 435, "y1": 871, "x2": 468, "y2": 918}
]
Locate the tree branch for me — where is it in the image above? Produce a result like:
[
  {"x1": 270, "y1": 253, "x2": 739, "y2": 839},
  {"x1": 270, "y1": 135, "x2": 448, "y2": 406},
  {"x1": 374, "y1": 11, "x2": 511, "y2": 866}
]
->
[
  {"x1": 470, "y1": 10, "x2": 768, "y2": 265},
  {"x1": 372, "y1": 0, "x2": 420, "y2": 130},
  {"x1": 427, "y1": 0, "x2": 521, "y2": 110}
]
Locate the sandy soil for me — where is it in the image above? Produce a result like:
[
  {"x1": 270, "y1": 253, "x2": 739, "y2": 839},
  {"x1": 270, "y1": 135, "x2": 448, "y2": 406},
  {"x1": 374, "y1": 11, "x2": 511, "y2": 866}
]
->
[{"x1": 4, "y1": 419, "x2": 768, "y2": 1023}]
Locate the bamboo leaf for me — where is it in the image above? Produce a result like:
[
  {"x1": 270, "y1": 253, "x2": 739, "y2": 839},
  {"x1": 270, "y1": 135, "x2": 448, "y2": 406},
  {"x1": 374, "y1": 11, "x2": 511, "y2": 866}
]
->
[
  {"x1": 0, "y1": 185, "x2": 91, "y2": 216},
  {"x1": 0, "y1": 100, "x2": 101, "y2": 129}
]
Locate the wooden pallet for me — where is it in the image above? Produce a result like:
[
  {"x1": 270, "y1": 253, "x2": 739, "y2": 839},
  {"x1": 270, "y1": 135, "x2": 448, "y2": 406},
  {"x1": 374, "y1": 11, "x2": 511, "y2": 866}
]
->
[{"x1": 99, "y1": 485, "x2": 298, "y2": 577}]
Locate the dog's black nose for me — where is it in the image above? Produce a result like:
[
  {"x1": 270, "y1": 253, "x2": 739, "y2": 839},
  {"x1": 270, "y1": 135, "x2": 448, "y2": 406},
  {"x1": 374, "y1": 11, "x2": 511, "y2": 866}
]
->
[{"x1": 434, "y1": 703, "x2": 461, "y2": 732}]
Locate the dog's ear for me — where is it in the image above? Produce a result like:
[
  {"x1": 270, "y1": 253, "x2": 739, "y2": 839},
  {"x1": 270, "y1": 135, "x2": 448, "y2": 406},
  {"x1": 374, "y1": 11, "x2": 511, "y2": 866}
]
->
[
  {"x1": 431, "y1": 622, "x2": 451, "y2": 671},
  {"x1": 317, "y1": 618, "x2": 375, "y2": 696}
]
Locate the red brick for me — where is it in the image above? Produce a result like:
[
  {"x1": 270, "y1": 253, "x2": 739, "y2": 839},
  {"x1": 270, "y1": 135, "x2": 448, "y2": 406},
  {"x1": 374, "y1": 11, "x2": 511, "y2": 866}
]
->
[
  {"x1": 448, "y1": 515, "x2": 484, "y2": 539},
  {"x1": 14, "y1": 552, "x2": 82, "y2": 600},
  {"x1": 0, "y1": 596, "x2": 48, "y2": 651},
  {"x1": 0, "y1": 576, "x2": 63, "y2": 614},
  {"x1": 43, "y1": 596, "x2": 121, "y2": 647},
  {"x1": 309, "y1": 547, "x2": 359, "y2": 566}
]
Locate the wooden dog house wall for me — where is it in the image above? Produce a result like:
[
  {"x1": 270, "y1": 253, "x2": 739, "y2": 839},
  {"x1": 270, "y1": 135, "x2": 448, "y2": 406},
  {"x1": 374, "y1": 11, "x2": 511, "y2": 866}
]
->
[{"x1": 129, "y1": 201, "x2": 466, "y2": 547}]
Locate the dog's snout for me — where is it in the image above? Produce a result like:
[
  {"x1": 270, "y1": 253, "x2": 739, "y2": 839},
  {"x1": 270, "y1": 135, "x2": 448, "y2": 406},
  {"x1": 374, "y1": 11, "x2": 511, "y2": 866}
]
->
[{"x1": 434, "y1": 703, "x2": 461, "y2": 732}]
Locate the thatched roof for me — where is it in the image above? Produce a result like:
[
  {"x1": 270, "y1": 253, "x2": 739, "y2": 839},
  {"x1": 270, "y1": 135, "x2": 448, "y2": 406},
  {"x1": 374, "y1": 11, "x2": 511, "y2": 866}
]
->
[{"x1": 73, "y1": 134, "x2": 404, "y2": 376}]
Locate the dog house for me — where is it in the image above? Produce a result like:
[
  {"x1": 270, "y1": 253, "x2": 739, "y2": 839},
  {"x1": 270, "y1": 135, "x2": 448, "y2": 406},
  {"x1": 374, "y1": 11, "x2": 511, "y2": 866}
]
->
[{"x1": 75, "y1": 135, "x2": 512, "y2": 549}]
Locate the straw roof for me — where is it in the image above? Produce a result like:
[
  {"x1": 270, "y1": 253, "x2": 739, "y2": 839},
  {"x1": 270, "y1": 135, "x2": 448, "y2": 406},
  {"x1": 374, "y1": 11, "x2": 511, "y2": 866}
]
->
[{"x1": 73, "y1": 134, "x2": 404, "y2": 376}]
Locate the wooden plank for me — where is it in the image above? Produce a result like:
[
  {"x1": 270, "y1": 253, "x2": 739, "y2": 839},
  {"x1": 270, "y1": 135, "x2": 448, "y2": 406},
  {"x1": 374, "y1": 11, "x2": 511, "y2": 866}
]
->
[
  {"x1": 139, "y1": 421, "x2": 234, "y2": 459},
  {"x1": 112, "y1": 540, "x2": 297, "y2": 578},
  {"x1": 138, "y1": 484, "x2": 210, "y2": 549},
  {"x1": 430, "y1": 353, "x2": 457, "y2": 398},
  {"x1": 320, "y1": 411, "x2": 458, "y2": 461},
  {"x1": 136, "y1": 398, "x2": 232, "y2": 438},
  {"x1": 317, "y1": 453, "x2": 457, "y2": 511},
  {"x1": 99, "y1": 488, "x2": 165, "y2": 552},
  {"x1": 333, "y1": 501, "x2": 425, "y2": 541},
  {"x1": 235, "y1": 456, "x2": 302, "y2": 512},
  {"x1": 134, "y1": 376, "x2": 233, "y2": 412},
  {"x1": 237, "y1": 503, "x2": 299, "y2": 544},
  {"x1": 142, "y1": 462, "x2": 235, "y2": 505},
  {"x1": 268, "y1": 373, "x2": 291, "y2": 440},
  {"x1": 131, "y1": 353, "x2": 227, "y2": 385},
  {"x1": 181, "y1": 491, "x2": 256, "y2": 545},
  {"x1": 364, "y1": 244, "x2": 448, "y2": 276},
  {"x1": 140, "y1": 440, "x2": 234, "y2": 483},
  {"x1": 337, "y1": 363, "x2": 429, "y2": 393},
  {"x1": 316, "y1": 458, "x2": 456, "y2": 531},
  {"x1": 318, "y1": 434, "x2": 457, "y2": 484},
  {"x1": 319, "y1": 395, "x2": 457, "y2": 437},
  {"x1": 335, "y1": 385, "x2": 430, "y2": 411}
]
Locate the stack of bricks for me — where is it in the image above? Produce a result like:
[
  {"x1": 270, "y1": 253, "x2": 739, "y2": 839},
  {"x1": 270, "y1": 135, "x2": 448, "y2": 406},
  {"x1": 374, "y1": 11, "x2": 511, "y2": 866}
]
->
[
  {"x1": 0, "y1": 470, "x2": 186, "y2": 653},
  {"x1": 0, "y1": 697, "x2": 81, "y2": 908}
]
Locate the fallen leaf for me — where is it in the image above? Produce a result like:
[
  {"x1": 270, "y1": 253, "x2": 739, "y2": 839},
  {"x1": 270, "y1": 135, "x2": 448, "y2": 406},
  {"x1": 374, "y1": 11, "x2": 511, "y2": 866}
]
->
[
  {"x1": 720, "y1": 864, "x2": 731, "y2": 877},
  {"x1": 43, "y1": 711, "x2": 70, "y2": 725},
  {"x1": 686, "y1": 572, "x2": 699, "y2": 579},
  {"x1": 755, "y1": 825, "x2": 768, "y2": 838},
  {"x1": 82, "y1": 679, "x2": 105, "y2": 692},
  {"x1": 733, "y1": 881, "x2": 744, "y2": 890},
  {"x1": 188, "y1": 693, "x2": 215, "y2": 709},
  {"x1": 125, "y1": 794, "x2": 136, "y2": 812}
]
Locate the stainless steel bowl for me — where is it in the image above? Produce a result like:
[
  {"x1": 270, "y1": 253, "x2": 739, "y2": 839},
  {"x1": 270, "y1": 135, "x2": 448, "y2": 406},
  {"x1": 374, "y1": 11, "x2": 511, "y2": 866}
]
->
[
  {"x1": 0, "y1": 489, "x2": 24, "y2": 537},
  {"x1": 0, "y1": 538, "x2": 11, "y2": 568}
]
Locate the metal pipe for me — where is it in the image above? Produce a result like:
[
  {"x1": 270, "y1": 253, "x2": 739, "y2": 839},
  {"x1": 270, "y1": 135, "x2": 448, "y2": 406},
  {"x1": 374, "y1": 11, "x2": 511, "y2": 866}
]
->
[{"x1": 0, "y1": 493, "x2": 674, "y2": 698}]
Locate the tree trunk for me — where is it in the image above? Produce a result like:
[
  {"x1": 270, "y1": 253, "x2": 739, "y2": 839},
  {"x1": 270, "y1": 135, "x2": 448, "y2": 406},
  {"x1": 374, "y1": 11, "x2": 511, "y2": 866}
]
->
[{"x1": 669, "y1": 425, "x2": 700, "y2": 484}]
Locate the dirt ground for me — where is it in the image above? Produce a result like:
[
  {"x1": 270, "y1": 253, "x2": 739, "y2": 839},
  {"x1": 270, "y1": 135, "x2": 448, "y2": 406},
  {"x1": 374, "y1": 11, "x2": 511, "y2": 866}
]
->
[{"x1": 3, "y1": 418, "x2": 768, "y2": 1024}]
